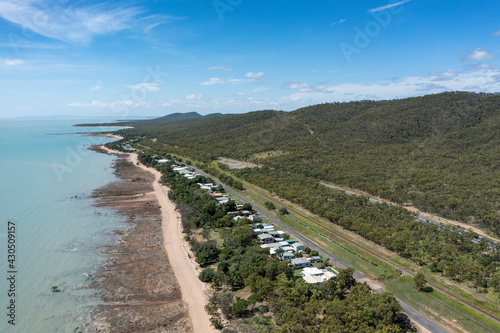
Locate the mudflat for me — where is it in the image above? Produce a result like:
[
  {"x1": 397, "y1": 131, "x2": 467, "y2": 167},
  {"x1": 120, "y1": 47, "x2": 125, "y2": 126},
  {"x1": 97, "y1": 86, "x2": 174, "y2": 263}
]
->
[{"x1": 88, "y1": 145, "x2": 192, "y2": 333}]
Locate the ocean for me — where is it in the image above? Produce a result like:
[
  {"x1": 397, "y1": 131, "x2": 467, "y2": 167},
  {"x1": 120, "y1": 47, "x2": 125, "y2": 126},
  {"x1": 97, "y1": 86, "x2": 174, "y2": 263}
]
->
[{"x1": 0, "y1": 119, "x2": 128, "y2": 332}]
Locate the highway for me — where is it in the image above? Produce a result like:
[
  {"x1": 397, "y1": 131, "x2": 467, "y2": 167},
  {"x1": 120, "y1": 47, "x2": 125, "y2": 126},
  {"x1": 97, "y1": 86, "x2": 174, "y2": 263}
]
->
[{"x1": 191, "y1": 167, "x2": 451, "y2": 333}]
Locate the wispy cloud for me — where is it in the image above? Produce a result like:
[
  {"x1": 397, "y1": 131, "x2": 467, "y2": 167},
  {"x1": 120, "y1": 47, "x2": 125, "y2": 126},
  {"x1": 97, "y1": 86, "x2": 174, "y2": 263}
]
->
[
  {"x1": 430, "y1": 69, "x2": 458, "y2": 80},
  {"x1": 0, "y1": 1, "x2": 166, "y2": 44},
  {"x1": 491, "y1": 30, "x2": 500, "y2": 37},
  {"x1": 464, "y1": 48, "x2": 495, "y2": 62},
  {"x1": 207, "y1": 66, "x2": 232, "y2": 71},
  {"x1": 185, "y1": 94, "x2": 202, "y2": 100},
  {"x1": 368, "y1": 0, "x2": 412, "y2": 13},
  {"x1": 69, "y1": 100, "x2": 148, "y2": 108},
  {"x1": 330, "y1": 19, "x2": 346, "y2": 27},
  {"x1": 200, "y1": 77, "x2": 250, "y2": 86},
  {"x1": 126, "y1": 82, "x2": 159, "y2": 92},
  {"x1": 89, "y1": 80, "x2": 102, "y2": 92},
  {"x1": 2, "y1": 58, "x2": 24, "y2": 66},
  {"x1": 244, "y1": 71, "x2": 265, "y2": 78},
  {"x1": 201, "y1": 77, "x2": 224, "y2": 86}
]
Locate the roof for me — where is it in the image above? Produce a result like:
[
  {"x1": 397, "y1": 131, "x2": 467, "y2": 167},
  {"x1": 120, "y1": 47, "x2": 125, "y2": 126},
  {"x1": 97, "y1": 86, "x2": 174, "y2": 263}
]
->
[
  {"x1": 291, "y1": 258, "x2": 310, "y2": 265},
  {"x1": 264, "y1": 242, "x2": 286, "y2": 248},
  {"x1": 292, "y1": 242, "x2": 305, "y2": 248},
  {"x1": 286, "y1": 238, "x2": 298, "y2": 244},
  {"x1": 257, "y1": 234, "x2": 274, "y2": 240},
  {"x1": 312, "y1": 256, "x2": 322, "y2": 261},
  {"x1": 302, "y1": 267, "x2": 323, "y2": 276}
]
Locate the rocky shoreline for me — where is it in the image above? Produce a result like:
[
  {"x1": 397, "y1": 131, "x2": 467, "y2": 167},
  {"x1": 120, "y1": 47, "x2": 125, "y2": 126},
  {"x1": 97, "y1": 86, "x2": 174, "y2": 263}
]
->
[{"x1": 86, "y1": 145, "x2": 192, "y2": 333}]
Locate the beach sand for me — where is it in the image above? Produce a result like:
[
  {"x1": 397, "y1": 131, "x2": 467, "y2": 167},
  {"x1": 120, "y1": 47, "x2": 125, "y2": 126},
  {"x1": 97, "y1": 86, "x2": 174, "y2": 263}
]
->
[{"x1": 94, "y1": 145, "x2": 216, "y2": 333}]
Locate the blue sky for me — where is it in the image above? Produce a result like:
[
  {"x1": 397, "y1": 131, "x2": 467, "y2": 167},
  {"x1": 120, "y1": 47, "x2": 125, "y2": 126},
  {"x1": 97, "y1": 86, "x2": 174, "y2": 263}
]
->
[{"x1": 0, "y1": 0, "x2": 499, "y2": 119}]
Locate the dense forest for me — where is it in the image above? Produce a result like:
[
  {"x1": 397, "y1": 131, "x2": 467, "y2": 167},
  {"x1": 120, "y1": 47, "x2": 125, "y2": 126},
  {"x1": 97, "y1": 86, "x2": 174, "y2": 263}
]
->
[
  {"x1": 143, "y1": 156, "x2": 411, "y2": 332},
  {"x1": 113, "y1": 92, "x2": 500, "y2": 236}
]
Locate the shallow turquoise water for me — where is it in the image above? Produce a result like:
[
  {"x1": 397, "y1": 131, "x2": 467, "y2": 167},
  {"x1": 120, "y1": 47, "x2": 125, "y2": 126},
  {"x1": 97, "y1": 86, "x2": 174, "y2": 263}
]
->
[{"x1": 0, "y1": 120, "x2": 128, "y2": 332}]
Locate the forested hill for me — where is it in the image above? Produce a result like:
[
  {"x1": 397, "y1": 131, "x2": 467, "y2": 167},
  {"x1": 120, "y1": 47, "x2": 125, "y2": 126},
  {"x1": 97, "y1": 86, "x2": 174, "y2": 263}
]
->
[
  {"x1": 115, "y1": 92, "x2": 500, "y2": 234},
  {"x1": 74, "y1": 111, "x2": 226, "y2": 128}
]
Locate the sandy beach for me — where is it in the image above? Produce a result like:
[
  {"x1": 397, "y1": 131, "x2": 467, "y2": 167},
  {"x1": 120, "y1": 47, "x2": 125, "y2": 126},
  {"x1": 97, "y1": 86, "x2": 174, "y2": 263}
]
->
[{"x1": 99, "y1": 145, "x2": 216, "y2": 333}]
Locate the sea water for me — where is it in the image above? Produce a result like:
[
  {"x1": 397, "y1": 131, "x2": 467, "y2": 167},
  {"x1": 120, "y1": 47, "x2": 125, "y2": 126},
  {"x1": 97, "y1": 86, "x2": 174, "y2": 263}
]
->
[{"x1": 0, "y1": 119, "x2": 128, "y2": 332}]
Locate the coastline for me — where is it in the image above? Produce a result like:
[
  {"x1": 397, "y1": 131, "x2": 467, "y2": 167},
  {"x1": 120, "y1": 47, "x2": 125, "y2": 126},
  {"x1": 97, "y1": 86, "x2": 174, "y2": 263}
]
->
[
  {"x1": 87, "y1": 145, "x2": 191, "y2": 332},
  {"x1": 90, "y1": 144, "x2": 215, "y2": 333}
]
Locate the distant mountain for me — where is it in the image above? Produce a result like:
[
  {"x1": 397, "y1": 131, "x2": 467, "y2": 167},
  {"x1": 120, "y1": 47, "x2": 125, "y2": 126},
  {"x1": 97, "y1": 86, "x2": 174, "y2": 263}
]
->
[
  {"x1": 154, "y1": 112, "x2": 202, "y2": 122},
  {"x1": 74, "y1": 111, "x2": 223, "y2": 128}
]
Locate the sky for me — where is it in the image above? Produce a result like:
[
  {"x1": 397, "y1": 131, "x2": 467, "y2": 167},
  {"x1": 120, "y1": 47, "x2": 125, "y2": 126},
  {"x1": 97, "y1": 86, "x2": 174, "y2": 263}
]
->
[{"x1": 0, "y1": 0, "x2": 499, "y2": 119}]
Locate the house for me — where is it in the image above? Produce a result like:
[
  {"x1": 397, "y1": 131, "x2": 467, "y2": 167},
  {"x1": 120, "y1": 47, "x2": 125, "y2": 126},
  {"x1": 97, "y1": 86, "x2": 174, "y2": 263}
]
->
[
  {"x1": 281, "y1": 246, "x2": 295, "y2": 253},
  {"x1": 252, "y1": 229, "x2": 262, "y2": 236},
  {"x1": 157, "y1": 159, "x2": 170, "y2": 164},
  {"x1": 257, "y1": 234, "x2": 275, "y2": 244},
  {"x1": 286, "y1": 238, "x2": 299, "y2": 245},
  {"x1": 291, "y1": 242, "x2": 306, "y2": 252},
  {"x1": 311, "y1": 256, "x2": 322, "y2": 263},
  {"x1": 268, "y1": 231, "x2": 281, "y2": 238},
  {"x1": 275, "y1": 230, "x2": 286, "y2": 237},
  {"x1": 291, "y1": 258, "x2": 311, "y2": 269},
  {"x1": 278, "y1": 252, "x2": 295, "y2": 261},
  {"x1": 264, "y1": 241, "x2": 289, "y2": 250},
  {"x1": 249, "y1": 214, "x2": 262, "y2": 222},
  {"x1": 263, "y1": 225, "x2": 275, "y2": 232},
  {"x1": 233, "y1": 216, "x2": 246, "y2": 222},
  {"x1": 301, "y1": 267, "x2": 337, "y2": 286},
  {"x1": 215, "y1": 196, "x2": 230, "y2": 204}
]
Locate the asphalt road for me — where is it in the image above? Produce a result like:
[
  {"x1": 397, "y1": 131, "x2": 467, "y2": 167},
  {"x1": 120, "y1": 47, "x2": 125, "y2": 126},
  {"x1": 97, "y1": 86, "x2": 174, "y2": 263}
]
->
[{"x1": 192, "y1": 167, "x2": 450, "y2": 333}]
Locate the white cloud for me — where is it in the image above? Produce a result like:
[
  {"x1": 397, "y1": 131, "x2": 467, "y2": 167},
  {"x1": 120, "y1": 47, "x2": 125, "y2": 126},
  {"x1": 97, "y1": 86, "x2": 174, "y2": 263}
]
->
[
  {"x1": 89, "y1": 80, "x2": 102, "y2": 92},
  {"x1": 201, "y1": 77, "x2": 224, "y2": 86},
  {"x1": 200, "y1": 77, "x2": 250, "y2": 86},
  {"x1": 282, "y1": 67, "x2": 500, "y2": 104},
  {"x1": 69, "y1": 100, "x2": 148, "y2": 108},
  {"x1": 330, "y1": 19, "x2": 346, "y2": 27},
  {"x1": 185, "y1": 94, "x2": 202, "y2": 100},
  {"x1": 0, "y1": 1, "x2": 167, "y2": 44},
  {"x1": 464, "y1": 48, "x2": 495, "y2": 62},
  {"x1": 126, "y1": 82, "x2": 159, "y2": 92},
  {"x1": 430, "y1": 69, "x2": 458, "y2": 80},
  {"x1": 283, "y1": 80, "x2": 329, "y2": 93},
  {"x1": 207, "y1": 66, "x2": 232, "y2": 71},
  {"x1": 368, "y1": 0, "x2": 412, "y2": 13},
  {"x1": 244, "y1": 71, "x2": 265, "y2": 78},
  {"x1": 283, "y1": 80, "x2": 312, "y2": 92},
  {"x1": 71, "y1": 67, "x2": 500, "y2": 115},
  {"x1": 491, "y1": 30, "x2": 500, "y2": 37},
  {"x1": 2, "y1": 58, "x2": 24, "y2": 66}
]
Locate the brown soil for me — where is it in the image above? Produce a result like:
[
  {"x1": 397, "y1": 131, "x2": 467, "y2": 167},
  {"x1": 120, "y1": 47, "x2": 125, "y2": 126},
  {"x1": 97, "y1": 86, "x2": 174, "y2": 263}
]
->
[{"x1": 87, "y1": 145, "x2": 192, "y2": 333}]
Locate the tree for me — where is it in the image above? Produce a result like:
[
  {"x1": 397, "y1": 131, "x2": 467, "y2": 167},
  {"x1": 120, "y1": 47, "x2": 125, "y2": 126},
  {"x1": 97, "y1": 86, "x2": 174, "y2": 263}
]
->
[
  {"x1": 336, "y1": 267, "x2": 357, "y2": 294},
  {"x1": 231, "y1": 297, "x2": 249, "y2": 317},
  {"x1": 414, "y1": 270, "x2": 426, "y2": 291},
  {"x1": 489, "y1": 271, "x2": 500, "y2": 293},
  {"x1": 247, "y1": 293, "x2": 263, "y2": 310},
  {"x1": 275, "y1": 247, "x2": 285, "y2": 260},
  {"x1": 279, "y1": 207, "x2": 289, "y2": 215},
  {"x1": 264, "y1": 201, "x2": 276, "y2": 210},
  {"x1": 199, "y1": 268, "x2": 215, "y2": 282}
]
